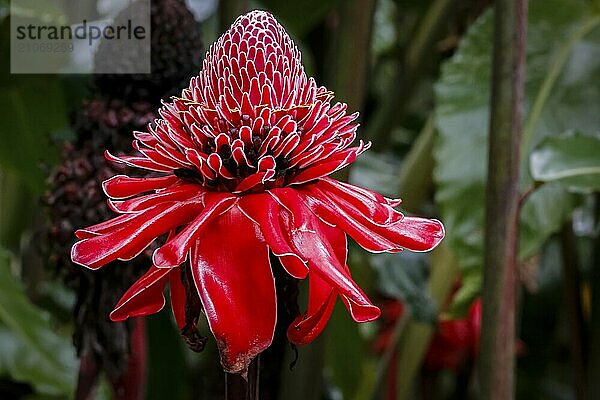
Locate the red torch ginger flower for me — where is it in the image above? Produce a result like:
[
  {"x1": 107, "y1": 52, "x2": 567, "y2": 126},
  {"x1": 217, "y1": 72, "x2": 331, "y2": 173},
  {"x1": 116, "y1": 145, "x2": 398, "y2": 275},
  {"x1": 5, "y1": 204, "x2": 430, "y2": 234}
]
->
[{"x1": 71, "y1": 10, "x2": 444, "y2": 374}]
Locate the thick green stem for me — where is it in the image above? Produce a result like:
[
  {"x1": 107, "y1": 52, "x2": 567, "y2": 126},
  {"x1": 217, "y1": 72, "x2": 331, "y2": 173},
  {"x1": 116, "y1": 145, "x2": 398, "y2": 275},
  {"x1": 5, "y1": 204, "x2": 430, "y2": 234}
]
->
[{"x1": 479, "y1": 1, "x2": 527, "y2": 399}]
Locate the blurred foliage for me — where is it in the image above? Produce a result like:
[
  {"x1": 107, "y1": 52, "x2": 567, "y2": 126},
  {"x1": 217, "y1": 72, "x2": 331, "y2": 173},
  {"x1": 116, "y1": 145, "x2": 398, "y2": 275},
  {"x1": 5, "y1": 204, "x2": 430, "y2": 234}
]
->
[
  {"x1": 371, "y1": 252, "x2": 437, "y2": 324},
  {"x1": 261, "y1": 0, "x2": 337, "y2": 36},
  {"x1": 0, "y1": 247, "x2": 77, "y2": 398},
  {"x1": 0, "y1": 18, "x2": 68, "y2": 194},
  {"x1": 434, "y1": 0, "x2": 600, "y2": 314},
  {"x1": 530, "y1": 132, "x2": 600, "y2": 192}
]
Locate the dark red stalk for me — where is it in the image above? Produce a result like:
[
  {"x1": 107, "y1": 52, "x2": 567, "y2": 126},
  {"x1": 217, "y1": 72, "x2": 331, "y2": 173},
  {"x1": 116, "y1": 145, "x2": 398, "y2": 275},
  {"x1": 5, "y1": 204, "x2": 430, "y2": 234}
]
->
[
  {"x1": 75, "y1": 349, "x2": 101, "y2": 400},
  {"x1": 74, "y1": 320, "x2": 146, "y2": 400},
  {"x1": 110, "y1": 318, "x2": 148, "y2": 400},
  {"x1": 479, "y1": 0, "x2": 527, "y2": 399}
]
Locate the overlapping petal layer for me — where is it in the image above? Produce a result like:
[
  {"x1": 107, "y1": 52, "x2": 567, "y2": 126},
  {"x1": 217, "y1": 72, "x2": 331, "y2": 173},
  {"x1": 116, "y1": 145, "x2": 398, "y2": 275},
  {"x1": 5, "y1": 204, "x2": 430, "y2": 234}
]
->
[{"x1": 70, "y1": 10, "x2": 445, "y2": 374}]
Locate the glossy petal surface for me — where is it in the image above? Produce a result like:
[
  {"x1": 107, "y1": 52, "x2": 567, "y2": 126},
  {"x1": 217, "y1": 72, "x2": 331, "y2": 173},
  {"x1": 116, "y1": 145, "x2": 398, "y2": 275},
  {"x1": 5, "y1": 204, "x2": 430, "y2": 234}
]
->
[{"x1": 189, "y1": 206, "x2": 276, "y2": 373}]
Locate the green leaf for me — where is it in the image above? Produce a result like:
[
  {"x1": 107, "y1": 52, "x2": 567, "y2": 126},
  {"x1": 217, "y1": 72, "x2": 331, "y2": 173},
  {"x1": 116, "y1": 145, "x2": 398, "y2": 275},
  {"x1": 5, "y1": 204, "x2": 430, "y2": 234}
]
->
[
  {"x1": 371, "y1": 252, "x2": 437, "y2": 323},
  {"x1": 530, "y1": 132, "x2": 600, "y2": 192},
  {"x1": 519, "y1": 183, "x2": 575, "y2": 260},
  {"x1": 0, "y1": 248, "x2": 77, "y2": 396},
  {"x1": 433, "y1": 0, "x2": 600, "y2": 312}
]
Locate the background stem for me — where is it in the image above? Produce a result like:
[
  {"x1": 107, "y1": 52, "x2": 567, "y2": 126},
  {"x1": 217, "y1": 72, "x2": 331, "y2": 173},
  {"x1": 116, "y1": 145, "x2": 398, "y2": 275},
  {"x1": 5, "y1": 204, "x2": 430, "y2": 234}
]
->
[
  {"x1": 367, "y1": 0, "x2": 455, "y2": 148},
  {"x1": 586, "y1": 194, "x2": 600, "y2": 399},
  {"x1": 479, "y1": 0, "x2": 527, "y2": 399},
  {"x1": 560, "y1": 222, "x2": 587, "y2": 400}
]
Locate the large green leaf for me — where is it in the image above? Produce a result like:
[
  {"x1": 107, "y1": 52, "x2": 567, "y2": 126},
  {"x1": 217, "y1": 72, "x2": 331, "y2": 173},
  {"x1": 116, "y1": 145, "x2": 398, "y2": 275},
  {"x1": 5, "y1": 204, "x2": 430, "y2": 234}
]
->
[
  {"x1": 433, "y1": 0, "x2": 600, "y2": 313},
  {"x1": 0, "y1": 248, "x2": 77, "y2": 396},
  {"x1": 530, "y1": 132, "x2": 600, "y2": 192}
]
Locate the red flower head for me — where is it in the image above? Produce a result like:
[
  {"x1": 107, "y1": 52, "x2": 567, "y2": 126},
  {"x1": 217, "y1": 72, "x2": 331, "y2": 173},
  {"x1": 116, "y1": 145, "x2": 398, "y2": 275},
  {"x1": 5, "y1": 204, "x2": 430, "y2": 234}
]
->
[{"x1": 71, "y1": 10, "x2": 444, "y2": 374}]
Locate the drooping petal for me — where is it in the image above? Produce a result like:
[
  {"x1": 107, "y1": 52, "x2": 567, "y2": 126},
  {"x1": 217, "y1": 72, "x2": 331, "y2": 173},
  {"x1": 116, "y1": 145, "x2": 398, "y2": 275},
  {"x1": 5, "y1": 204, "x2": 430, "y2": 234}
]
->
[
  {"x1": 71, "y1": 201, "x2": 203, "y2": 269},
  {"x1": 189, "y1": 206, "x2": 276, "y2": 373},
  {"x1": 108, "y1": 183, "x2": 202, "y2": 213},
  {"x1": 271, "y1": 188, "x2": 380, "y2": 323},
  {"x1": 314, "y1": 178, "x2": 402, "y2": 224},
  {"x1": 75, "y1": 212, "x2": 139, "y2": 239},
  {"x1": 152, "y1": 193, "x2": 238, "y2": 268},
  {"x1": 238, "y1": 193, "x2": 308, "y2": 279},
  {"x1": 287, "y1": 275, "x2": 336, "y2": 345},
  {"x1": 110, "y1": 266, "x2": 171, "y2": 322},
  {"x1": 304, "y1": 183, "x2": 444, "y2": 253},
  {"x1": 102, "y1": 174, "x2": 180, "y2": 199},
  {"x1": 287, "y1": 221, "x2": 347, "y2": 345},
  {"x1": 383, "y1": 216, "x2": 445, "y2": 252},
  {"x1": 169, "y1": 269, "x2": 187, "y2": 330}
]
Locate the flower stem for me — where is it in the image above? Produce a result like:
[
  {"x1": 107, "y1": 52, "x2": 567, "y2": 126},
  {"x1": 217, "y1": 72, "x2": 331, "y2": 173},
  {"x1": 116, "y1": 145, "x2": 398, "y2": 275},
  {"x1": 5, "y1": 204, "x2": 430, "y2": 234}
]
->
[
  {"x1": 109, "y1": 318, "x2": 148, "y2": 400},
  {"x1": 75, "y1": 349, "x2": 100, "y2": 400},
  {"x1": 479, "y1": 0, "x2": 527, "y2": 399},
  {"x1": 225, "y1": 357, "x2": 259, "y2": 400}
]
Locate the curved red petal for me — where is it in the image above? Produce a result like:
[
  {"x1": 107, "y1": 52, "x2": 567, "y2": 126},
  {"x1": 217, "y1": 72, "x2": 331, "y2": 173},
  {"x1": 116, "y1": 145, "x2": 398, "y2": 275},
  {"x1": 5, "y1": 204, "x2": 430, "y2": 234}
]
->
[
  {"x1": 105, "y1": 150, "x2": 173, "y2": 173},
  {"x1": 271, "y1": 188, "x2": 380, "y2": 323},
  {"x1": 302, "y1": 187, "x2": 401, "y2": 253},
  {"x1": 102, "y1": 175, "x2": 179, "y2": 199},
  {"x1": 287, "y1": 222, "x2": 348, "y2": 345},
  {"x1": 384, "y1": 216, "x2": 445, "y2": 252},
  {"x1": 169, "y1": 269, "x2": 186, "y2": 330},
  {"x1": 110, "y1": 266, "x2": 170, "y2": 322},
  {"x1": 75, "y1": 212, "x2": 138, "y2": 239},
  {"x1": 71, "y1": 201, "x2": 203, "y2": 269},
  {"x1": 153, "y1": 193, "x2": 237, "y2": 267},
  {"x1": 287, "y1": 276, "x2": 336, "y2": 345},
  {"x1": 238, "y1": 193, "x2": 308, "y2": 279},
  {"x1": 108, "y1": 183, "x2": 202, "y2": 213},
  {"x1": 289, "y1": 147, "x2": 359, "y2": 185},
  {"x1": 189, "y1": 207, "x2": 276, "y2": 374},
  {"x1": 314, "y1": 178, "x2": 402, "y2": 224},
  {"x1": 304, "y1": 184, "x2": 444, "y2": 252}
]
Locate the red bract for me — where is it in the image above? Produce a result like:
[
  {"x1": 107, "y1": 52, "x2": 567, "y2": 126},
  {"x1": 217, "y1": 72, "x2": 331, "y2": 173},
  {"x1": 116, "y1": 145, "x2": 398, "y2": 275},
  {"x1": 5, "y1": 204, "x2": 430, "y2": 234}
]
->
[
  {"x1": 71, "y1": 10, "x2": 444, "y2": 374},
  {"x1": 424, "y1": 299, "x2": 482, "y2": 371}
]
